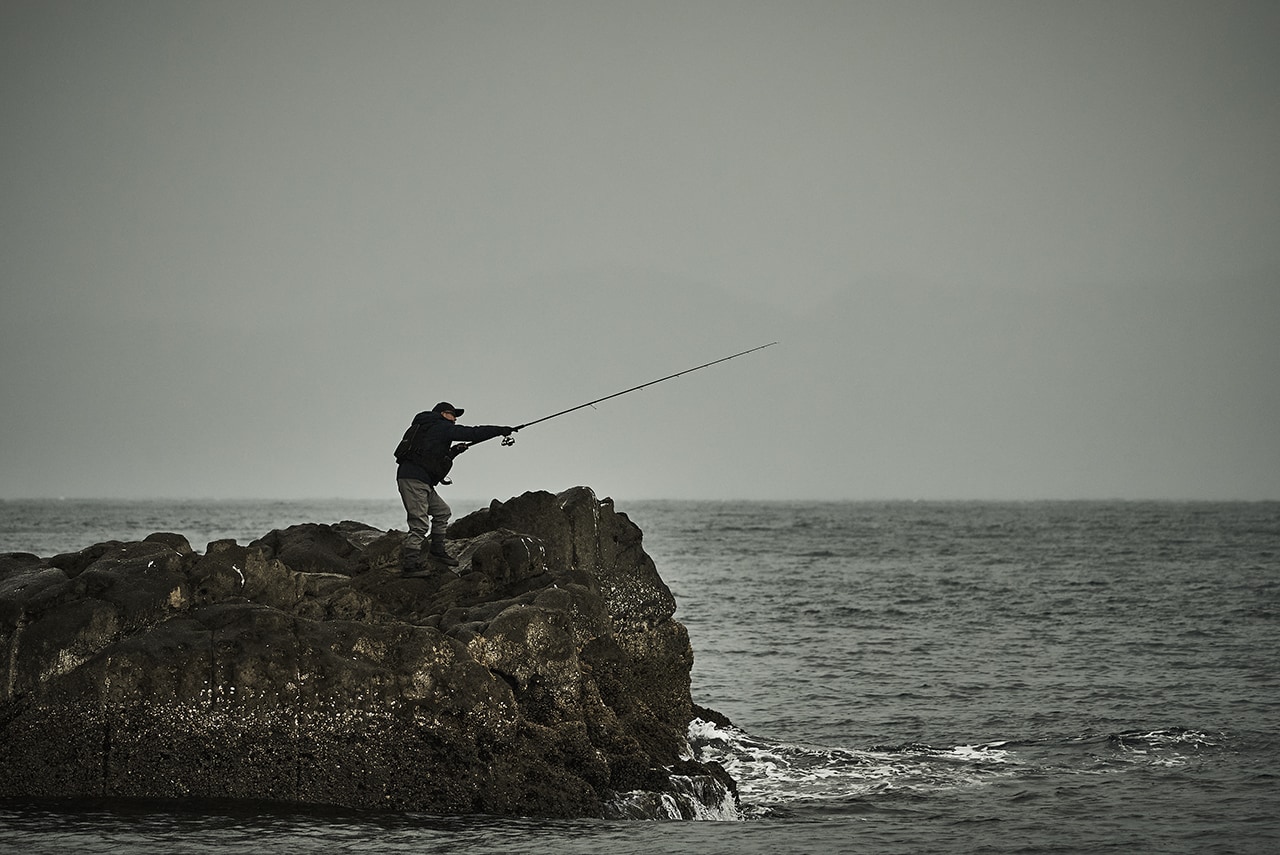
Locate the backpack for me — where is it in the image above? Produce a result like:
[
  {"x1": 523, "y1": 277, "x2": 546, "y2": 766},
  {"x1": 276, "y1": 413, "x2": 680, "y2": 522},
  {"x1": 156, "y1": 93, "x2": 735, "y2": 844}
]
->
[{"x1": 394, "y1": 422, "x2": 453, "y2": 483}]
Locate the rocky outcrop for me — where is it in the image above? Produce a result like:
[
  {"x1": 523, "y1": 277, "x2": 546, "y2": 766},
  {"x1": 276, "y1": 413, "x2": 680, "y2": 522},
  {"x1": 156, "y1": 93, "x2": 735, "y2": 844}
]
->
[{"x1": 0, "y1": 487, "x2": 736, "y2": 818}]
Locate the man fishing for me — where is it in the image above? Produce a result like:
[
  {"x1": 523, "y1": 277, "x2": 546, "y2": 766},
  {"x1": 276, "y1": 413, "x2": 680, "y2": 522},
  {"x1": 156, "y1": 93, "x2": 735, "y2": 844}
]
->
[
  {"x1": 395, "y1": 402, "x2": 515, "y2": 574},
  {"x1": 393, "y1": 343, "x2": 776, "y2": 577}
]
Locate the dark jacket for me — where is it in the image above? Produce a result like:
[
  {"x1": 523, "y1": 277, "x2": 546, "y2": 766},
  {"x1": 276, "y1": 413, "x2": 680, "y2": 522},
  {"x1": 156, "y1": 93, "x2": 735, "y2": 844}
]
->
[{"x1": 395, "y1": 410, "x2": 510, "y2": 485}]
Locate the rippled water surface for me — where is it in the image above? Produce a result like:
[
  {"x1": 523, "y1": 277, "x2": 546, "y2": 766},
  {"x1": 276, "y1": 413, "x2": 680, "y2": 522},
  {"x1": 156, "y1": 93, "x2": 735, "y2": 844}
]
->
[{"x1": 2, "y1": 498, "x2": 1278, "y2": 853}]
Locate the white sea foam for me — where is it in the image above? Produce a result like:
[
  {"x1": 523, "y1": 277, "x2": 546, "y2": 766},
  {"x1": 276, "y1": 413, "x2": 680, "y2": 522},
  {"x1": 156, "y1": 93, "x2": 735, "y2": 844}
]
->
[{"x1": 687, "y1": 717, "x2": 1018, "y2": 814}]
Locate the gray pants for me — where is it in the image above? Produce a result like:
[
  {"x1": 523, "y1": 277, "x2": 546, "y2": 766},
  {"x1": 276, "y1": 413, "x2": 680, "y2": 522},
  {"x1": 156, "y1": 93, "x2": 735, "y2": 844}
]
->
[{"x1": 397, "y1": 478, "x2": 450, "y2": 554}]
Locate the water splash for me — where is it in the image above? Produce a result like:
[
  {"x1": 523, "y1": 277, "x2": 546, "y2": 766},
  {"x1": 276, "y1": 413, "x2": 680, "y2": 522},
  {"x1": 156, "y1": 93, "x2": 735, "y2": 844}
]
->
[
  {"x1": 687, "y1": 718, "x2": 1016, "y2": 817},
  {"x1": 602, "y1": 773, "x2": 740, "y2": 821}
]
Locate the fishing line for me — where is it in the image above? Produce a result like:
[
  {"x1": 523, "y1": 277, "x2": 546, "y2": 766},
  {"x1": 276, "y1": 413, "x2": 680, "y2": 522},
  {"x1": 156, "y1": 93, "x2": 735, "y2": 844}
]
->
[{"x1": 471, "y1": 341, "x2": 778, "y2": 449}]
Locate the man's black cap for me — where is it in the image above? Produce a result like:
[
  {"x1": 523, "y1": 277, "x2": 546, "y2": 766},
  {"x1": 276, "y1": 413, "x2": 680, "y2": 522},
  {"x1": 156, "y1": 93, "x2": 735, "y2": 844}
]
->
[{"x1": 433, "y1": 401, "x2": 464, "y2": 417}]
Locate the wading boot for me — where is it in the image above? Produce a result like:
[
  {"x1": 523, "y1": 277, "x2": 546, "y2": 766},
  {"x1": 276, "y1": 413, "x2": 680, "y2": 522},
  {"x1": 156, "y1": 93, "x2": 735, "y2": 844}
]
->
[{"x1": 428, "y1": 534, "x2": 459, "y2": 567}]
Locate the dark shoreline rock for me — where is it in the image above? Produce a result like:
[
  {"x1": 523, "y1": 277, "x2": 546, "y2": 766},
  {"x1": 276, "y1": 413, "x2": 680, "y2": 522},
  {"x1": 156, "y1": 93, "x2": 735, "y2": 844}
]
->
[{"x1": 0, "y1": 487, "x2": 737, "y2": 818}]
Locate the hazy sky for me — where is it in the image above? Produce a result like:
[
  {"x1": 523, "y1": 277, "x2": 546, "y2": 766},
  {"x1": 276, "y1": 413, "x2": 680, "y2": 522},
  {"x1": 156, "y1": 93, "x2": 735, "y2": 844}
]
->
[{"x1": 3, "y1": 0, "x2": 1278, "y2": 502}]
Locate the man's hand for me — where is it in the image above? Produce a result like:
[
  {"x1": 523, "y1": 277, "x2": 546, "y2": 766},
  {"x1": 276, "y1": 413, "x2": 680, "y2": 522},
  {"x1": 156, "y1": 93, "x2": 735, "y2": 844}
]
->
[{"x1": 448, "y1": 443, "x2": 469, "y2": 458}]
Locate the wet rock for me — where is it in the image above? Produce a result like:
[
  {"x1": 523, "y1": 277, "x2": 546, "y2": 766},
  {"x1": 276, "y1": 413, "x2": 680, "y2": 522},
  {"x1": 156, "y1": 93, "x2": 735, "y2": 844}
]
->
[{"x1": 0, "y1": 487, "x2": 732, "y2": 818}]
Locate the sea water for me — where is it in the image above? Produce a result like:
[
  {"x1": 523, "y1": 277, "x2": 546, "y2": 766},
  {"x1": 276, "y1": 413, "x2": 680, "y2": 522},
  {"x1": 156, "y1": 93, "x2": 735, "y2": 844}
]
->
[{"x1": 1, "y1": 498, "x2": 1277, "y2": 854}]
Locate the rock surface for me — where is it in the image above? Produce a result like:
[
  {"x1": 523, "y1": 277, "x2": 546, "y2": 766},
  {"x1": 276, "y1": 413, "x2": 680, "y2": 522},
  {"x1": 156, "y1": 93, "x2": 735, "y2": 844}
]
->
[{"x1": 0, "y1": 487, "x2": 736, "y2": 818}]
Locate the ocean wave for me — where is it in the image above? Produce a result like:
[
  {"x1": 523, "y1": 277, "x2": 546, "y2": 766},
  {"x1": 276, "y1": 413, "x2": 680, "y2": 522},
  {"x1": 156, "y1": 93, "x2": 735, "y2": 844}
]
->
[
  {"x1": 687, "y1": 718, "x2": 1016, "y2": 817},
  {"x1": 686, "y1": 718, "x2": 1235, "y2": 817}
]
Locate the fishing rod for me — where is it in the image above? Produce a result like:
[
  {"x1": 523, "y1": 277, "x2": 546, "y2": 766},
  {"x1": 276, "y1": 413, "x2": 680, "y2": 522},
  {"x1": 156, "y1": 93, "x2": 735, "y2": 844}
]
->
[{"x1": 463, "y1": 341, "x2": 777, "y2": 450}]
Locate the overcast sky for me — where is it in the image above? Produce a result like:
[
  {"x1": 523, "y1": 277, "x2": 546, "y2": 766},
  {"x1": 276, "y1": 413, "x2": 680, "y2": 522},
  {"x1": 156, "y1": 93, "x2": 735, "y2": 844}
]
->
[{"x1": 2, "y1": 0, "x2": 1278, "y2": 502}]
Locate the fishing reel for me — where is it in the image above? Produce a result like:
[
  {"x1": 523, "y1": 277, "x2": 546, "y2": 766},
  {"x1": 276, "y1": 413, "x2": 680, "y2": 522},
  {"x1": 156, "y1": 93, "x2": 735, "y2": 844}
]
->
[{"x1": 501, "y1": 434, "x2": 516, "y2": 447}]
